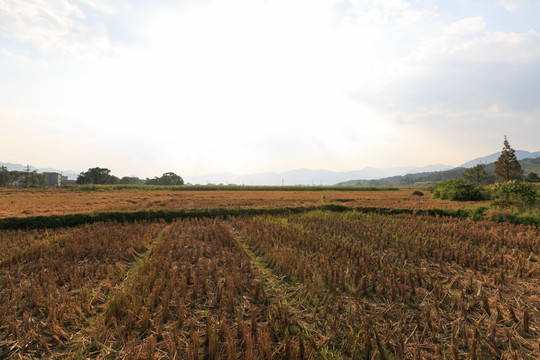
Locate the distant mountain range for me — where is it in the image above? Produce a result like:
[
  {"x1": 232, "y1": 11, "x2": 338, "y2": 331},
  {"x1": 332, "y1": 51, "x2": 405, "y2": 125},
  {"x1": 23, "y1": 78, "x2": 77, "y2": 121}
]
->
[
  {"x1": 188, "y1": 150, "x2": 540, "y2": 185},
  {"x1": 459, "y1": 150, "x2": 540, "y2": 168},
  {"x1": 2, "y1": 149, "x2": 539, "y2": 185},
  {"x1": 184, "y1": 164, "x2": 454, "y2": 186},
  {"x1": 1, "y1": 162, "x2": 452, "y2": 185},
  {"x1": 338, "y1": 151, "x2": 540, "y2": 187}
]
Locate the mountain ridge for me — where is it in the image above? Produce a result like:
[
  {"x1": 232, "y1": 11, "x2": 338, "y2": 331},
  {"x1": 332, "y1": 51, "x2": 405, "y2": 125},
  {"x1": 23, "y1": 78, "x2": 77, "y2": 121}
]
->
[
  {"x1": 338, "y1": 155, "x2": 540, "y2": 187},
  {"x1": 460, "y1": 150, "x2": 540, "y2": 168},
  {"x1": 184, "y1": 164, "x2": 454, "y2": 186},
  {"x1": 2, "y1": 149, "x2": 539, "y2": 185}
]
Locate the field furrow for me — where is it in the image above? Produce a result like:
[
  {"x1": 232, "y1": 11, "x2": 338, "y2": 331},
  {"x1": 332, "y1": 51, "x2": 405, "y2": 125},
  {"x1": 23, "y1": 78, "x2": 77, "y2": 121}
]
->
[
  {"x1": 227, "y1": 223, "x2": 332, "y2": 351},
  {"x1": 79, "y1": 218, "x2": 318, "y2": 359},
  {"x1": 64, "y1": 222, "x2": 171, "y2": 358}
]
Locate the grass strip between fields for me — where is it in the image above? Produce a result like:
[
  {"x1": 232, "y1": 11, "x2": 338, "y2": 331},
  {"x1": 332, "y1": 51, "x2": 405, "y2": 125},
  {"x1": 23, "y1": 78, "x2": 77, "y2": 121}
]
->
[
  {"x1": 0, "y1": 204, "x2": 538, "y2": 230},
  {"x1": 62, "y1": 222, "x2": 171, "y2": 359},
  {"x1": 226, "y1": 223, "x2": 328, "y2": 354}
]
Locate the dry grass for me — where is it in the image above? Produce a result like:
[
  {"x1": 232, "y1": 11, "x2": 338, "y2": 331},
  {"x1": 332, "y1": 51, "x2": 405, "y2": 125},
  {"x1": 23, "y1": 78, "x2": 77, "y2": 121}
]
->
[
  {"x1": 1, "y1": 187, "x2": 536, "y2": 359},
  {"x1": 73, "y1": 218, "x2": 315, "y2": 359},
  {"x1": 0, "y1": 221, "x2": 164, "y2": 358},
  {"x1": 1, "y1": 211, "x2": 538, "y2": 359},
  {"x1": 0, "y1": 188, "x2": 487, "y2": 218},
  {"x1": 230, "y1": 211, "x2": 540, "y2": 358}
]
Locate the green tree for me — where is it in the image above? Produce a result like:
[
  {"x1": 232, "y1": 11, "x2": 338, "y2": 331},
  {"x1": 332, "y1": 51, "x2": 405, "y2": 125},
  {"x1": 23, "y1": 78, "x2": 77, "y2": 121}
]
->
[
  {"x1": 146, "y1": 172, "x2": 184, "y2": 186},
  {"x1": 119, "y1": 176, "x2": 144, "y2": 185},
  {"x1": 494, "y1": 136, "x2": 523, "y2": 182},
  {"x1": 76, "y1": 167, "x2": 119, "y2": 185},
  {"x1": 8, "y1": 171, "x2": 25, "y2": 186},
  {"x1": 29, "y1": 170, "x2": 46, "y2": 187},
  {"x1": 159, "y1": 172, "x2": 184, "y2": 185},
  {"x1": 0, "y1": 166, "x2": 8, "y2": 186},
  {"x1": 524, "y1": 172, "x2": 540, "y2": 183},
  {"x1": 492, "y1": 180, "x2": 538, "y2": 210},
  {"x1": 462, "y1": 164, "x2": 493, "y2": 185},
  {"x1": 431, "y1": 179, "x2": 485, "y2": 201}
]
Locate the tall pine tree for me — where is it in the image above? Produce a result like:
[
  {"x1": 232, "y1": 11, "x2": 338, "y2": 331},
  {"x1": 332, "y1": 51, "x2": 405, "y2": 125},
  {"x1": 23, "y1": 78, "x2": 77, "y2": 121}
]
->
[{"x1": 494, "y1": 136, "x2": 523, "y2": 182}]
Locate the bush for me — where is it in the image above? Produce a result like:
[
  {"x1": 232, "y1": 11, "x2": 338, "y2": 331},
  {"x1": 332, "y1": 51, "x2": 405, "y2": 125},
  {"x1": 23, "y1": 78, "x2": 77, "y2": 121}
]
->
[
  {"x1": 491, "y1": 180, "x2": 538, "y2": 211},
  {"x1": 524, "y1": 172, "x2": 540, "y2": 183},
  {"x1": 431, "y1": 179, "x2": 486, "y2": 201}
]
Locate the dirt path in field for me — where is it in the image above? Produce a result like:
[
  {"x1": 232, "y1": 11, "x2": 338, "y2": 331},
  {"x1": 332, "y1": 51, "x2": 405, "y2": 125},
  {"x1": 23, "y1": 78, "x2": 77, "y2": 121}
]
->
[
  {"x1": 226, "y1": 222, "x2": 339, "y2": 351},
  {"x1": 63, "y1": 222, "x2": 172, "y2": 358},
  {"x1": 113, "y1": 222, "x2": 172, "y2": 289}
]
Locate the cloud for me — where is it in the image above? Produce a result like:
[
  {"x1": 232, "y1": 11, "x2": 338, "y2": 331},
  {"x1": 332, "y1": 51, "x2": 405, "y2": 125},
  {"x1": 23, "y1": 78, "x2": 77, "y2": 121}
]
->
[
  {"x1": 352, "y1": 22, "x2": 540, "y2": 115},
  {"x1": 78, "y1": 0, "x2": 117, "y2": 15},
  {"x1": 444, "y1": 16, "x2": 486, "y2": 36},
  {"x1": 0, "y1": 47, "x2": 29, "y2": 61},
  {"x1": 339, "y1": 3, "x2": 540, "y2": 161},
  {"x1": 1, "y1": 0, "x2": 539, "y2": 175},
  {"x1": 0, "y1": 0, "x2": 120, "y2": 57},
  {"x1": 497, "y1": 0, "x2": 526, "y2": 12}
]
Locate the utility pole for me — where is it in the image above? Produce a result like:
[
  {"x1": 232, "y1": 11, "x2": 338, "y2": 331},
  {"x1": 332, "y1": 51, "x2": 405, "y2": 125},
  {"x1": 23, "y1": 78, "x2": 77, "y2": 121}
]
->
[{"x1": 1, "y1": 165, "x2": 5, "y2": 187}]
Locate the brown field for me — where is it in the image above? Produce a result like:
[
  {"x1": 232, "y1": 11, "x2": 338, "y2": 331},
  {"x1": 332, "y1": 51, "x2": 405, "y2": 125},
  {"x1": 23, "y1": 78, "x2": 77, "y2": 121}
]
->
[
  {"x1": 0, "y1": 212, "x2": 538, "y2": 359},
  {"x1": 0, "y1": 188, "x2": 488, "y2": 218},
  {"x1": 1, "y1": 188, "x2": 537, "y2": 359}
]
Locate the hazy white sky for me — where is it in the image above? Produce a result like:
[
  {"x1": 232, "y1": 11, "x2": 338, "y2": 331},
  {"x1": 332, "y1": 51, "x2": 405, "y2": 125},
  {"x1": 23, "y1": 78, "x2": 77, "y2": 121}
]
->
[{"x1": 1, "y1": 0, "x2": 539, "y2": 178}]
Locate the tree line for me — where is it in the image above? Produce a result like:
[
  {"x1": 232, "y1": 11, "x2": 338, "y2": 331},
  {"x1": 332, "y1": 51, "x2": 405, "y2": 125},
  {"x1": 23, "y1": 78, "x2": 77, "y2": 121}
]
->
[
  {"x1": 75, "y1": 167, "x2": 184, "y2": 186},
  {"x1": 461, "y1": 135, "x2": 539, "y2": 185},
  {"x1": 345, "y1": 136, "x2": 539, "y2": 187},
  {"x1": 0, "y1": 166, "x2": 185, "y2": 187},
  {"x1": 432, "y1": 136, "x2": 539, "y2": 208},
  {"x1": 0, "y1": 167, "x2": 46, "y2": 187}
]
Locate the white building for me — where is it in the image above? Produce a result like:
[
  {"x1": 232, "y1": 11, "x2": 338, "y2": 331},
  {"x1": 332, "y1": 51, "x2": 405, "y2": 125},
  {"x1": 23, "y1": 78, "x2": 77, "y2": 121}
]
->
[{"x1": 43, "y1": 172, "x2": 62, "y2": 187}]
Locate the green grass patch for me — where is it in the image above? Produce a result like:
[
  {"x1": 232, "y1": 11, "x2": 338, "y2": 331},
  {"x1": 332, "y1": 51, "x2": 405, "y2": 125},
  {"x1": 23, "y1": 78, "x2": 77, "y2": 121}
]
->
[
  {"x1": 489, "y1": 208, "x2": 540, "y2": 227},
  {"x1": 0, "y1": 204, "x2": 519, "y2": 231},
  {"x1": 0, "y1": 207, "x2": 320, "y2": 230}
]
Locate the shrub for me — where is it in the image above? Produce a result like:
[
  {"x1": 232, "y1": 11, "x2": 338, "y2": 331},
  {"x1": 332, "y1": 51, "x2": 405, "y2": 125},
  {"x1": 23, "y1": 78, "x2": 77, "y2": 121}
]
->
[
  {"x1": 524, "y1": 172, "x2": 540, "y2": 183},
  {"x1": 491, "y1": 180, "x2": 538, "y2": 211},
  {"x1": 431, "y1": 179, "x2": 485, "y2": 201}
]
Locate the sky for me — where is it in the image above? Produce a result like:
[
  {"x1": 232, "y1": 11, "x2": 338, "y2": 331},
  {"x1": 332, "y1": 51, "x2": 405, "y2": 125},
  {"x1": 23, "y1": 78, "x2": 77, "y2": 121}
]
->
[{"x1": 1, "y1": 0, "x2": 539, "y2": 180}]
